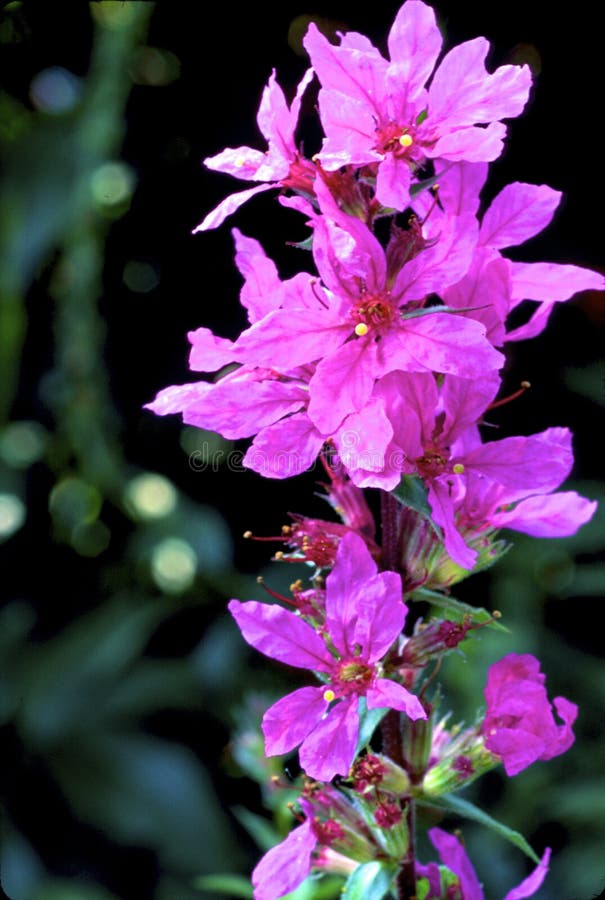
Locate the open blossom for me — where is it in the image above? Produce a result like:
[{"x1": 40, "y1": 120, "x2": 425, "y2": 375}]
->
[
  {"x1": 421, "y1": 827, "x2": 551, "y2": 899},
  {"x1": 229, "y1": 532, "x2": 426, "y2": 780},
  {"x1": 413, "y1": 163, "x2": 605, "y2": 344},
  {"x1": 482, "y1": 653, "x2": 578, "y2": 776},
  {"x1": 233, "y1": 179, "x2": 503, "y2": 435},
  {"x1": 195, "y1": 68, "x2": 315, "y2": 231},
  {"x1": 304, "y1": 0, "x2": 531, "y2": 210}
]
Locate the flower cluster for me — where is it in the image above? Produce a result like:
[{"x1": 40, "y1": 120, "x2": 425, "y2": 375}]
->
[{"x1": 147, "y1": 2, "x2": 599, "y2": 898}]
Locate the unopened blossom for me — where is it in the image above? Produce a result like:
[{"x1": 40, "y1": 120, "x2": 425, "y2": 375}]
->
[
  {"x1": 304, "y1": 0, "x2": 531, "y2": 210},
  {"x1": 229, "y1": 532, "x2": 425, "y2": 780},
  {"x1": 482, "y1": 653, "x2": 577, "y2": 776},
  {"x1": 423, "y1": 827, "x2": 551, "y2": 899},
  {"x1": 195, "y1": 69, "x2": 315, "y2": 231}
]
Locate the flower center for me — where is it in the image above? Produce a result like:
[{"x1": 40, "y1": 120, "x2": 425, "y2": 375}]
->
[
  {"x1": 375, "y1": 121, "x2": 416, "y2": 159},
  {"x1": 352, "y1": 291, "x2": 395, "y2": 336},
  {"x1": 333, "y1": 659, "x2": 374, "y2": 696}
]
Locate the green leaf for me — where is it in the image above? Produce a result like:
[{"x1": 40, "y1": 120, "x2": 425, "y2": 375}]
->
[
  {"x1": 410, "y1": 587, "x2": 509, "y2": 632},
  {"x1": 418, "y1": 793, "x2": 540, "y2": 864},
  {"x1": 392, "y1": 475, "x2": 442, "y2": 539},
  {"x1": 342, "y1": 862, "x2": 397, "y2": 900},
  {"x1": 356, "y1": 697, "x2": 388, "y2": 754},
  {"x1": 193, "y1": 874, "x2": 253, "y2": 898}
]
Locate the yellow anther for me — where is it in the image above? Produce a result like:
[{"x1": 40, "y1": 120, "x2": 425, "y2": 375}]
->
[
  {"x1": 399, "y1": 133, "x2": 413, "y2": 148},
  {"x1": 493, "y1": 609, "x2": 502, "y2": 619},
  {"x1": 323, "y1": 689, "x2": 336, "y2": 703},
  {"x1": 354, "y1": 322, "x2": 369, "y2": 337},
  {"x1": 243, "y1": 530, "x2": 252, "y2": 539},
  {"x1": 290, "y1": 579, "x2": 303, "y2": 593},
  {"x1": 274, "y1": 551, "x2": 284, "y2": 560},
  {"x1": 234, "y1": 156, "x2": 246, "y2": 168},
  {"x1": 452, "y1": 463, "x2": 465, "y2": 475}
]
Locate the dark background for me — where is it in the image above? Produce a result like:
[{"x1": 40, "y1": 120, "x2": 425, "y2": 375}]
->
[{"x1": 1, "y1": 2, "x2": 603, "y2": 899}]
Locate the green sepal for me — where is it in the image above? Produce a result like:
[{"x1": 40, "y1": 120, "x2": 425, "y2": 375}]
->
[
  {"x1": 392, "y1": 475, "x2": 443, "y2": 539},
  {"x1": 410, "y1": 587, "x2": 509, "y2": 633},
  {"x1": 342, "y1": 861, "x2": 397, "y2": 900},
  {"x1": 417, "y1": 793, "x2": 540, "y2": 864}
]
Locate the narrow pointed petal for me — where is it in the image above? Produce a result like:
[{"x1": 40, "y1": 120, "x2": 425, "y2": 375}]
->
[
  {"x1": 299, "y1": 695, "x2": 359, "y2": 780},
  {"x1": 491, "y1": 491, "x2": 597, "y2": 538},
  {"x1": 228, "y1": 600, "x2": 333, "y2": 671},
  {"x1": 194, "y1": 183, "x2": 276, "y2": 232},
  {"x1": 144, "y1": 382, "x2": 212, "y2": 416},
  {"x1": 429, "y1": 480, "x2": 477, "y2": 570},
  {"x1": 262, "y1": 686, "x2": 329, "y2": 756},
  {"x1": 252, "y1": 820, "x2": 316, "y2": 900},
  {"x1": 503, "y1": 849, "x2": 551, "y2": 900},
  {"x1": 480, "y1": 183, "x2": 561, "y2": 249},
  {"x1": 203, "y1": 145, "x2": 269, "y2": 179},
  {"x1": 368, "y1": 679, "x2": 426, "y2": 720},
  {"x1": 232, "y1": 229, "x2": 282, "y2": 322},
  {"x1": 325, "y1": 532, "x2": 378, "y2": 656},
  {"x1": 510, "y1": 261, "x2": 605, "y2": 302},
  {"x1": 428, "y1": 828, "x2": 484, "y2": 900}
]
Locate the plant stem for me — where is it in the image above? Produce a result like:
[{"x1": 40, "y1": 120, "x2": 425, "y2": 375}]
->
[{"x1": 380, "y1": 489, "x2": 416, "y2": 898}]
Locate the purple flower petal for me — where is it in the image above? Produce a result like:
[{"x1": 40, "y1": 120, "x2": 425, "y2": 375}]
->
[
  {"x1": 194, "y1": 183, "x2": 276, "y2": 232},
  {"x1": 252, "y1": 820, "x2": 316, "y2": 900},
  {"x1": 308, "y1": 338, "x2": 378, "y2": 433},
  {"x1": 187, "y1": 327, "x2": 236, "y2": 372},
  {"x1": 368, "y1": 678, "x2": 426, "y2": 720},
  {"x1": 428, "y1": 37, "x2": 531, "y2": 128},
  {"x1": 387, "y1": 1, "x2": 442, "y2": 103},
  {"x1": 262, "y1": 686, "x2": 328, "y2": 757},
  {"x1": 183, "y1": 379, "x2": 307, "y2": 439},
  {"x1": 480, "y1": 183, "x2": 561, "y2": 249},
  {"x1": 234, "y1": 308, "x2": 350, "y2": 369},
  {"x1": 491, "y1": 491, "x2": 597, "y2": 538},
  {"x1": 503, "y1": 848, "x2": 551, "y2": 900},
  {"x1": 243, "y1": 413, "x2": 325, "y2": 479},
  {"x1": 144, "y1": 382, "x2": 212, "y2": 416},
  {"x1": 228, "y1": 600, "x2": 333, "y2": 672},
  {"x1": 299, "y1": 695, "x2": 360, "y2": 780},
  {"x1": 428, "y1": 827, "x2": 484, "y2": 900}
]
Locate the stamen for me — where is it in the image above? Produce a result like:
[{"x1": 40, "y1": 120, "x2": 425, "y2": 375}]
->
[
  {"x1": 256, "y1": 576, "x2": 298, "y2": 607},
  {"x1": 323, "y1": 689, "x2": 336, "y2": 702},
  {"x1": 399, "y1": 133, "x2": 413, "y2": 148},
  {"x1": 487, "y1": 381, "x2": 531, "y2": 411},
  {"x1": 452, "y1": 463, "x2": 465, "y2": 474},
  {"x1": 355, "y1": 322, "x2": 369, "y2": 336}
]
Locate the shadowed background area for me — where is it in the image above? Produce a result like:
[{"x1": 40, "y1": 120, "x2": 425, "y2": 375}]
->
[{"x1": 0, "y1": 2, "x2": 603, "y2": 898}]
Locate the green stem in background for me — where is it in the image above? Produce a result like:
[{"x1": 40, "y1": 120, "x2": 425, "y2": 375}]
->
[{"x1": 48, "y1": 2, "x2": 153, "y2": 496}]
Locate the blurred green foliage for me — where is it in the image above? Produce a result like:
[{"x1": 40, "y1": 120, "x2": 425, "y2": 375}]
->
[{"x1": 0, "y1": 2, "x2": 603, "y2": 900}]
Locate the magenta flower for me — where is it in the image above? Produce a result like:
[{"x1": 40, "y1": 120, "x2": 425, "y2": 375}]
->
[
  {"x1": 425, "y1": 827, "x2": 551, "y2": 899},
  {"x1": 414, "y1": 163, "x2": 605, "y2": 343},
  {"x1": 482, "y1": 653, "x2": 578, "y2": 776},
  {"x1": 194, "y1": 69, "x2": 315, "y2": 231},
  {"x1": 304, "y1": 1, "x2": 531, "y2": 210},
  {"x1": 233, "y1": 179, "x2": 503, "y2": 435},
  {"x1": 229, "y1": 532, "x2": 426, "y2": 780}
]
